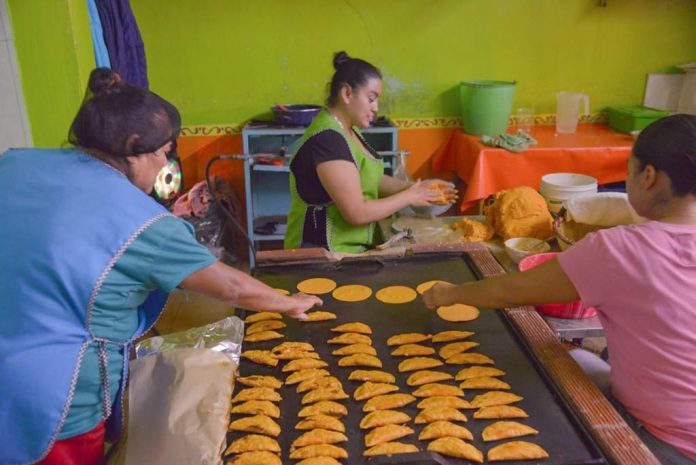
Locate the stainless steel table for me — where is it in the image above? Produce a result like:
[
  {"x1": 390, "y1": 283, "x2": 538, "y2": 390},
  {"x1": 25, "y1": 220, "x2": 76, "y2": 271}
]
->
[{"x1": 542, "y1": 315, "x2": 605, "y2": 339}]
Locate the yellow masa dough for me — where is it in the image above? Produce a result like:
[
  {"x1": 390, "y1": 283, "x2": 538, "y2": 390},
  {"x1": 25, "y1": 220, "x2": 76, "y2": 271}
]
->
[
  {"x1": 437, "y1": 303, "x2": 480, "y2": 322},
  {"x1": 416, "y1": 280, "x2": 446, "y2": 295},
  {"x1": 332, "y1": 284, "x2": 373, "y2": 302},
  {"x1": 297, "y1": 278, "x2": 337, "y2": 295},
  {"x1": 376, "y1": 286, "x2": 417, "y2": 304}
]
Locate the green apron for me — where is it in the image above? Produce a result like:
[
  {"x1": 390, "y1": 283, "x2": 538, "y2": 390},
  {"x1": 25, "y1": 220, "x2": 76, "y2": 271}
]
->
[{"x1": 284, "y1": 110, "x2": 384, "y2": 253}]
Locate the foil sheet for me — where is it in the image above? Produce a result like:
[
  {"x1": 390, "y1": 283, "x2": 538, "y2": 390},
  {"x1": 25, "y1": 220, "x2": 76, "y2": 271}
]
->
[{"x1": 135, "y1": 316, "x2": 244, "y2": 364}]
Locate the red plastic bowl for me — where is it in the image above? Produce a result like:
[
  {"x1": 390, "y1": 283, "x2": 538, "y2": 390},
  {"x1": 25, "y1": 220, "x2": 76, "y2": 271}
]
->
[{"x1": 518, "y1": 252, "x2": 597, "y2": 319}]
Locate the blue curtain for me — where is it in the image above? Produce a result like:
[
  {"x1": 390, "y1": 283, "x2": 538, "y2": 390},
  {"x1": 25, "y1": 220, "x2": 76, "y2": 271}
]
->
[
  {"x1": 94, "y1": 0, "x2": 149, "y2": 88},
  {"x1": 87, "y1": 0, "x2": 111, "y2": 68}
]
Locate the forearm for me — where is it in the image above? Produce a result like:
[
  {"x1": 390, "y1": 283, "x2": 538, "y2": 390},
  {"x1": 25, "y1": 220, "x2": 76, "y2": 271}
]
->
[
  {"x1": 433, "y1": 259, "x2": 580, "y2": 309},
  {"x1": 446, "y1": 274, "x2": 537, "y2": 309},
  {"x1": 180, "y1": 262, "x2": 297, "y2": 314},
  {"x1": 338, "y1": 190, "x2": 415, "y2": 225},
  {"x1": 378, "y1": 175, "x2": 412, "y2": 197}
]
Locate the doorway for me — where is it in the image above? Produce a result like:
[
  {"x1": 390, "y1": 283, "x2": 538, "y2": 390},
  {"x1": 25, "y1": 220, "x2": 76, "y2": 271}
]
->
[{"x1": 0, "y1": 0, "x2": 31, "y2": 152}]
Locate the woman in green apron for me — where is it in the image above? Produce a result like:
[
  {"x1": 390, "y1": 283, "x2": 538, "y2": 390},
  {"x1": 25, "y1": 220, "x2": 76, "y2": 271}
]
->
[{"x1": 285, "y1": 51, "x2": 448, "y2": 253}]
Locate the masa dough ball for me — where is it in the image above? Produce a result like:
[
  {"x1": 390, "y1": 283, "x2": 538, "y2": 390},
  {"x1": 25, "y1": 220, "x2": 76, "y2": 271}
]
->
[{"x1": 483, "y1": 186, "x2": 553, "y2": 240}]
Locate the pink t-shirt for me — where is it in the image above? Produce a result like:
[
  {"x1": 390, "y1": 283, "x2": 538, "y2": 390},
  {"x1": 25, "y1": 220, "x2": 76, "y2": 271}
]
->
[{"x1": 558, "y1": 221, "x2": 696, "y2": 459}]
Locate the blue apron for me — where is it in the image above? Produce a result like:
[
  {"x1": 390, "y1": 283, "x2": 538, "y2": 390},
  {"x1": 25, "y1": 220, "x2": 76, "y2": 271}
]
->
[{"x1": 0, "y1": 149, "x2": 171, "y2": 464}]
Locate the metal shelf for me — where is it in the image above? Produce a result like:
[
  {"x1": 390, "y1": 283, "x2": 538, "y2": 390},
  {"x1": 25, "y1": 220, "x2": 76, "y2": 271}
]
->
[
  {"x1": 251, "y1": 164, "x2": 290, "y2": 172},
  {"x1": 250, "y1": 234, "x2": 285, "y2": 241},
  {"x1": 239, "y1": 122, "x2": 400, "y2": 268}
]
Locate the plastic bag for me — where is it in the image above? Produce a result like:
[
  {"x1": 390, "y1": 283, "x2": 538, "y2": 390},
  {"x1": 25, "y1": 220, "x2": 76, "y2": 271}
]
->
[
  {"x1": 391, "y1": 150, "x2": 412, "y2": 183},
  {"x1": 124, "y1": 317, "x2": 245, "y2": 465},
  {"x1": 125, "y1": 348, "x2": 233, "y2": 465},
  {"x1": 171, "y1": 178, "x2": 242, "y2": 259},
  {"x1": 135, "y1": 316, "x2": 244, "y2": 364}
]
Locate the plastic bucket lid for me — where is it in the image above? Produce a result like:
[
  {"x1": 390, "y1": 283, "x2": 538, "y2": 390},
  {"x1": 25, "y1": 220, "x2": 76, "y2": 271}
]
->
[
  {"x1": 539, "y1": 173, "x2": 598, "y2": 213},
  {"x1": 460, "y1": 80, "x2": 516, "y2": 136}
]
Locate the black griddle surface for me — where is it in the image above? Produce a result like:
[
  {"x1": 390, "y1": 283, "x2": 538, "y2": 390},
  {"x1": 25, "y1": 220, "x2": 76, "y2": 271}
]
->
[{"x1": 228, "y1": 254, "x2": 606, "y2": 465}]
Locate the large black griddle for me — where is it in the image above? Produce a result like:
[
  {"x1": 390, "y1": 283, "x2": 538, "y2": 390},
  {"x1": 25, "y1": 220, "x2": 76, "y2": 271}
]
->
[{"x1": 228, "y1": 254, "x2": 607, "y2": 465}]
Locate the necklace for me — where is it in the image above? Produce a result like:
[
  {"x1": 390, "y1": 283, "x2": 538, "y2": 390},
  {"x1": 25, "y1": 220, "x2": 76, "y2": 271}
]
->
[
  {"x1": 331, "y1": 112, "x2": 347, "y2": 131},
  {"x1": 330, "y1": 112, "x2": 378, "y2": 162}
]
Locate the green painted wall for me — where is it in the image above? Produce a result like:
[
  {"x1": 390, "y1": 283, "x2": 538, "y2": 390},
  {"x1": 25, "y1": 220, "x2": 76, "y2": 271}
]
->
[
  {"x1": 9, "y1": 0, "x2": 696, "y2": 146},
  {"x1": 133, "y1": 0, "x2": 696, "y2": 125},
  {"x1": 8, "y1": 0, "x2": 93, "y2": 147}
]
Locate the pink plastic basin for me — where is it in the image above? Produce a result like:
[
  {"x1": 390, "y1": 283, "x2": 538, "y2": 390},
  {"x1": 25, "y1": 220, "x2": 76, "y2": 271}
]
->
[{"x1": 518, "y1": 252, "x2": 597, "y2": 319}]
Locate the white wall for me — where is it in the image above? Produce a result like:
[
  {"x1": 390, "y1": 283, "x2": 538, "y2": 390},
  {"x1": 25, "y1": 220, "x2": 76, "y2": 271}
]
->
[{"x1": 0, "y1": 0, "x2": 31, "y2": 152}]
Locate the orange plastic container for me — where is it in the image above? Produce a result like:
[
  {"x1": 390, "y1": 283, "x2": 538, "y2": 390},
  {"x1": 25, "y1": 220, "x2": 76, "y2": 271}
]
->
[{"x1": 518, "y1": 252, "x2": 597, "y2": 319}]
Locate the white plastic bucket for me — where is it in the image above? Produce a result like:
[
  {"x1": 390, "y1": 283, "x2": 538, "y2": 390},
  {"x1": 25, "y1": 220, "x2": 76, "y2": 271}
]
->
[{"x1": 539, "y1": 173, "x2": 598, "y2": 213}]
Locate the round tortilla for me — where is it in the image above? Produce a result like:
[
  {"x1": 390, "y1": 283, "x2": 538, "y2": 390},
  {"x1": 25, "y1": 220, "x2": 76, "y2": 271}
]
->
[
  {"x1": 274, "y1": 288, "x2": 290, "y2": 295},
  {"x1": 332, "y1": 284, "x2": 372, "y2": 302},
  {"x1": 376, "y1": 285, "x2": 417, "y2": 304},
  {"x1": 416, "y1": 280, "x2": 447, "y2": 295},
  {"x1": 436, "y1": 304, "x2": 480, "y2": 322},
  {"x1": 296, "y1": 278, "x2": 337, "y2": 295}
]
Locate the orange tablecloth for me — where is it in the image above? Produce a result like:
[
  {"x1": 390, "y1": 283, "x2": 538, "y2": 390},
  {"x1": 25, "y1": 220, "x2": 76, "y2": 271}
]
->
[{"x1": 431, "y1": 123, "x2": 634, "y2": 212}]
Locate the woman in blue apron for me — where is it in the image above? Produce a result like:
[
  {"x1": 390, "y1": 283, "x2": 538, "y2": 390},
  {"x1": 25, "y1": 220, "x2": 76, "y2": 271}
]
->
[{"x1": 0, "y1": 68, "x2": 322, "y2": 465}]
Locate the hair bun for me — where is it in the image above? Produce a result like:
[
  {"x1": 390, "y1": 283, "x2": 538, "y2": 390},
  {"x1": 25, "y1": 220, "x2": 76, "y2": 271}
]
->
[
  {"x1": 333, "y1": 51, "x2": 352, "y2": 70},
  {"x1": 88, "y1": 68, "x2": 122, "y2": 95}
]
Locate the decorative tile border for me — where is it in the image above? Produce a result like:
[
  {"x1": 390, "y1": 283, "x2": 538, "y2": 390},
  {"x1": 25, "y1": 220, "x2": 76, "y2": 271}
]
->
[
  {"x1": 179, "y1": 112, "x2": 608, "y2": 136},
  {"x1": 180, "y1": 124, "x2": 244, "y2": 136},
  {"x1": 395, "y1": 112, "x2": 607, "y2": 130},
  {"x1": 391, "y1": 116, "x2": 463, "y2": 129}
]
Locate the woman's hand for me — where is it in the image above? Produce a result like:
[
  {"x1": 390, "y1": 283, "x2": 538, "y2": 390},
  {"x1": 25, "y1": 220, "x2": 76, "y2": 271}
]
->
[
  {"x1": 179, "y1": 262, "x2": 324, "y2": 318},
  {"x1": 423, "y1": 282, "x2": 459, "y2": 309},
  {"x1": 406, "y1": 180, "x2": 443, "y2": 207},
  {"x1": 283, "y1": 293, "x2": 323, "y2": 320}
]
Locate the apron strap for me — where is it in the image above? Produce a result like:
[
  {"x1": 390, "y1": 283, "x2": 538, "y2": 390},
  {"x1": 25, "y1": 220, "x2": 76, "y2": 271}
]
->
[{"x1": 92, "y1": 337, "x2": 128, "y2": 420}]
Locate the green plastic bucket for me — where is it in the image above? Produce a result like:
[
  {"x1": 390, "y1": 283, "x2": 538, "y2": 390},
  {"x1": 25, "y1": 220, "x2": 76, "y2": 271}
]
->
[{"x1": 460, "y1": 80, "x2": 516, "y2": 136}]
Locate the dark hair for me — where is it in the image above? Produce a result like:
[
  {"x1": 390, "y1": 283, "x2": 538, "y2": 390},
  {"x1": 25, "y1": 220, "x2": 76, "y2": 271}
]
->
[
  {"x1": 633, "y1": 114, "x2": 696, "y2": 197},
  {"x1": 69, "y1": 68, "x2": 181, "y2": 168},
  {"x1": 326, "y1": 51, "x2": 382, "y2": 107}
]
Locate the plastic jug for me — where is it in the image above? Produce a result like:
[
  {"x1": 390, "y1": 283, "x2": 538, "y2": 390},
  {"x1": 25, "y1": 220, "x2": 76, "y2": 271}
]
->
[{"x1": 556, "y1": 92, "x2": 590, "y2": 134}]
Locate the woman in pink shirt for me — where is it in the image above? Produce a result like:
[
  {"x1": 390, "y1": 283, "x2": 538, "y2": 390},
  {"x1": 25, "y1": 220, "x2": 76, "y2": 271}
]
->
[{"x1": 424, "y1": 114, "x2": 696, "y2": 464}]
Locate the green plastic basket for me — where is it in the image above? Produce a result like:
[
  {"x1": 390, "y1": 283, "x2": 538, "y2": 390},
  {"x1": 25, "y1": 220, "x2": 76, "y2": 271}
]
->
[{"x1": 460, "y1": 80, "x2": 516, "y2": 136}]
